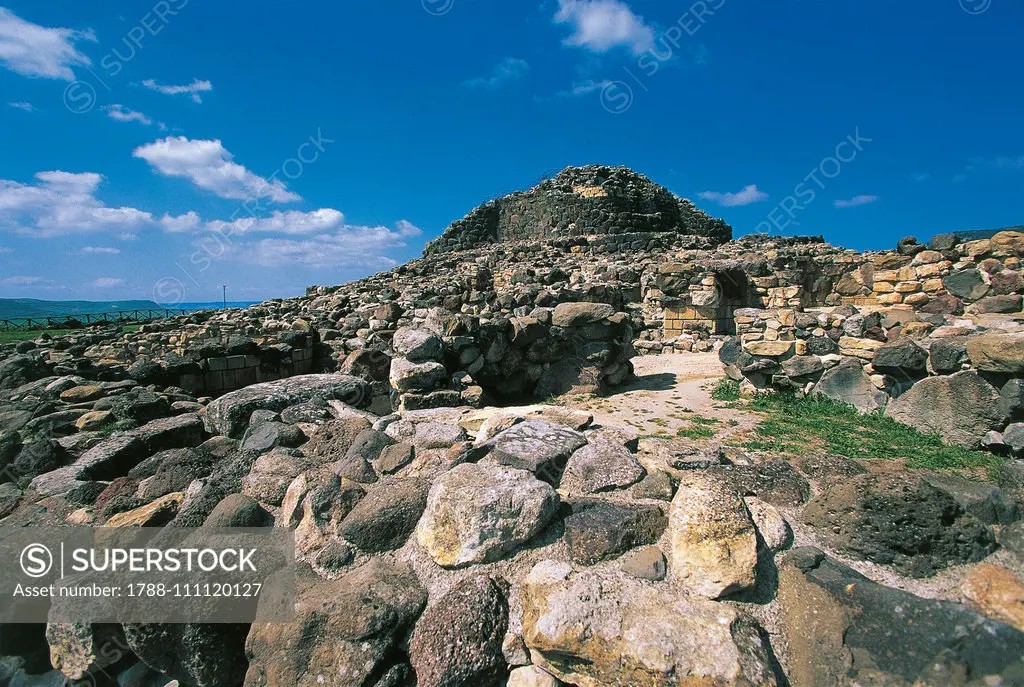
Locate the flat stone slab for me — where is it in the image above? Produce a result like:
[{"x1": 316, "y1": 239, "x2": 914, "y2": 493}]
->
[{"x1": 203, "y1": 374, "x2": 371, "y2": 438}]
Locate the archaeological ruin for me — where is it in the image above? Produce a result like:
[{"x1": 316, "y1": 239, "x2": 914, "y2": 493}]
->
[{"x1": 2, "y1": 165, "x2": 1024, "y2": 686}]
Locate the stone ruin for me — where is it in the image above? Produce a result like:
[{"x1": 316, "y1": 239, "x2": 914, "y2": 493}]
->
[
  {"x1": 424, "y1": 165, "x2": 731, "y2": 254},
  {"x1": 2, "y1": 166, "x2": 1024, "y2": 686}
]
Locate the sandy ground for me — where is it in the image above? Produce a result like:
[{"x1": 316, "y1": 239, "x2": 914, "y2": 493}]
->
[{"x1": 572, "y1": 352, "x2": 760, "y2": 443}]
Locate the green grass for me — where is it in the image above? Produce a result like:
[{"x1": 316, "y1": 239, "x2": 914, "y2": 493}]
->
[
  {"x1": 710, "y1": 378, "x2": 741, "y2": 402},
  {"x1": 0, "y1": 329, "x2": 78, "y2": 344},
  {"x1": 676, "y1": 414, "x2": 721, "y2": 440},
  {"x1": 731, "y1": 391, "x2": 1004, "y2": 477}
]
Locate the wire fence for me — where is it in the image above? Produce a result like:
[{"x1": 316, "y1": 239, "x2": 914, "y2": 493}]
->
[{"x1": 0, "y1": 309, "x2": 188, "y2": 332}]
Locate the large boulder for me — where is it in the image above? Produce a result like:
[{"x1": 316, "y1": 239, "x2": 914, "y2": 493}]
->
[
  {"x1": 245, "y1": 559, "x2": 426, "y2": 686},
  {"x1": 0, "y1": 354, "x2": 50, "y2": 390},
  {"x1": 303, "y1": 415, "x2": 373, "y2": 459},
  {"x1": 392, "y1": 327, "x2": 443, "y2": 362},
  {"x1": 779, "y1": 547, "x2": 1024, "y2": 685},
  {"x1": 559, "y1": 435, "x2": 645, "y2": 494},
  {"x1": 338, "y1": 476, "x2": 430, "y2": 552},
  {"x1": 124, "y1": 622, "x2": 250, "y2": 687},
  {"x1": 408, "y1": 576, "x2": 509, "y2": 687},
  {"x1": 885, "y1": 370, "x2": 1005, "y2": 448},
  {"x1": 943, "y1": 268, "x2": 989, "y2": 300},
  {"x1": 480, "y1": 420, "x2": 587, "y2": 484},
  {"x1": 203, "y1": 375, "x2": 370, "y2": 438},
  {"x1": 521, "y1": 561, "x2": 777, "y2": 686},
  {"x1": 416, "y1": 462, "x2": 559, "y2": 568},
  {"x1": 551, "y1": 302, "x2": 615, "y2": 328},
  {"x1": 389, "y1": 358, "x2": 446, "y2": 392},
  {"x1": 872, "y1": 338, "x2": 928, "y2": 377},
  {"x1": 667, "y1": 471, "x2": 757, "y2": 598},
  {"x1": 563, "y1": 501, "x2": 667, "y2": 565},
  {"x1": 812, "y1": 360, "x2": 888, "y2": 413},
  {"x1": 803, "y1": 473, "x2": 997, "y2": 577},
  {"x1": 968, "y1": 332, "x2": 1024, "y2": 374},
  {"x1": 73, "y1": 414, "x2": 205, "y2": 481}
]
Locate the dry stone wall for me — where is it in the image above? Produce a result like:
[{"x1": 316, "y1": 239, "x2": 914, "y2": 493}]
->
[{"x1": 424, "y1": 165, "x2": 731, "y2": 254}]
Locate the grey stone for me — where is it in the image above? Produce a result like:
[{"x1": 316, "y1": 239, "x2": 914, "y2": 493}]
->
[
  {"x1": 779, "y1": 547, "x2": 1024, "y2": 685},
  {"x1": 560, "y1": 435, "x2": 645, "y2": 493},
  {"x1": 885, "y1": 370, "x2": 1005, "y2": 449},
  {"x1": 240, "y1": 421, "x2": 305, "y2": 454},
  {"x1": 377, "y1": 442, "x2": 414, "y2": 474},
  {"x1": 943, "y1": 268, "x2": 989, "y2": 300},
  {"x1": 564, "y1": 501, "x2": 667, "y2": 565},
  {"x1": 390, "y1": 358, "x2": 447, "y2": 392},
  {"x1": 521, "y1": 561, "x2": 776, "y2": 686},
  {"x1": 73, "y1": 414, "x2": 204, "y2": 481},
  {"x1": 245, "y1": 559, "x2": 426, "y2": 687},
  {"x1": 803, "y1": 473, "x2": 997, "y2": 577},
  {"x1": 551, "y1": 302, "x2": 615, "y2": 328},
  {"x1": 392, "y1": 327, "x2": 444, "y2": 362},
  {"x1": 338, "y1": 476, "x2": 430, "y2": 552},
  {"x1": 813, "y1": 361, "x2": 888, "y2": 413},
  {"x1": 929, "y1": 337, "x2": 967, "y2": 374},
  {"x1": 482, "y1": 420, "x2": 588, "y2": 484},
  {"x1": 409, "y1": 575, "x2": 509, "y2": 687},
  {"x1": 203, "y1": 374, "x2": 370, "y2": 438},
  {"x1": 872, "y1": 338, "x2": 928, "y2": 377},
  {"x1": 417, "y1": 462, "x2": 559, "y2": 567},
  {"x1": 781, "y1": 354, "x2": 824, "y2": 378}
]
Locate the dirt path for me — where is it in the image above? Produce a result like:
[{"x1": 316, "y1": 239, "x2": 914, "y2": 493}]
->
[{"x1": 573, "y1": 353, "x2": 759, "y2": 443}]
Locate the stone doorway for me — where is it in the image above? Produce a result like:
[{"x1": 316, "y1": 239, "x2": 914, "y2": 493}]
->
[{"x1": 662, "y1": 268, "x2": 757, "y2": 337}]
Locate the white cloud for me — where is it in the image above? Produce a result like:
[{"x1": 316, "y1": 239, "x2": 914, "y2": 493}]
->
[
  {"x1": 993, "y1": 155, "x2": 1024, "y2": 169},
  {"x1": 104, "y1": 104, "x2": 153, "y2": 126},
  {"x1": 167, "y1": 209, "x2": 422, "y2": 269},
  {"x1": 561, "y1": 80, "x2": 613, "y2": 97},
  {"x1": 464, "y1": 58, "x2": 529, "y2": 88},
  {"x1": 159, "y1": 211, "x2": 202, "y2": 234},
  {"x1": 0, "y1": 246, "x2": 10, "y2": 253},
  {"x1": 554, "y1": 0, "x2": 654, "y2": 55},
  {"x1": 90, "y1": 277, "x2": 125, "y2": 288},
  {"x1": 133, "y1": 137, "x2": 301, "y2": 203},
  {"x1": 0, "y1": 171, "x2": 154, "y2": 238},
  {"x1": 80, "y1": 246, "x2": 120, "y2": 254},
  {"x1": 834, "y1": 195, "x2": 879, "y2": 208},
  {"x1": 698, "y1": 184, "x2": 768, "y2": 207},
  {"x1": 8, "y1": 101, "x2": 34, "y2": 112},
  {"x1": 911, "y1": 173, "x2": 930, "y2": 182},
  {"x1": 0, "y1": 275, "x2": 49, "y2": 286},
  {"x1": 0, "y1": 7, "x2": 95, "y2": 80},
  {"x1": 141, "y1": 78, "x2": 213, "y2": 103},
  {"x1": 203, "y1": 209, "x2": 350, "y2": 237}
]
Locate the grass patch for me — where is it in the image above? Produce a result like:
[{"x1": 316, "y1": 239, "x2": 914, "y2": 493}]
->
[
  {"x1": 736, "y1": 391, "x2": 1003, "y2": 477},
  {"x1": 676, "y1": 415, "x2": 721, "y2": 440},
  {"x1": 0, "y1": 329, "x2": 78, "y2": 344},
  {"x1": 710, "y1": 378, "x2": 741, "y2": 402}
]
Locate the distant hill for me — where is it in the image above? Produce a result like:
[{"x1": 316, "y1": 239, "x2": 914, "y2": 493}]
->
[{"x1": 0, "y1": 299, "x2": 164, "y2": 320}]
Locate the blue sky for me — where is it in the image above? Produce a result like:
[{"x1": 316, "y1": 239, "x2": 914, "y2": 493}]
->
[{"x1": 0, "y1": 0, "x2": 1021, "y2": 302}]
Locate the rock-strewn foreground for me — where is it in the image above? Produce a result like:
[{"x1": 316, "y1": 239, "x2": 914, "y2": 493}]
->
[{"x1": 3, "y1": 166, "x2": 1024, "y2": 686}]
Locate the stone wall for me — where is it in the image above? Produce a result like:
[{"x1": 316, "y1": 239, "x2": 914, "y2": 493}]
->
[
  {"x1": 719, "y1": 302, "x2": 1024, "y2": 455},
  {"x1": 81, "y1": 318, "x2": 323, "y2": 397},
  {"x1": 387, "y1": 302, "x2": 635, "y2": 412},
  {"x1": 424, "y1": 165, "x2": 732, "y2": 255}
]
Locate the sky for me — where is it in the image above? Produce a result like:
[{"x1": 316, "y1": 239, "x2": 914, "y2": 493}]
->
[{"x1": 0, "y1": 0, "x2": 1021, "y2": 303}]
